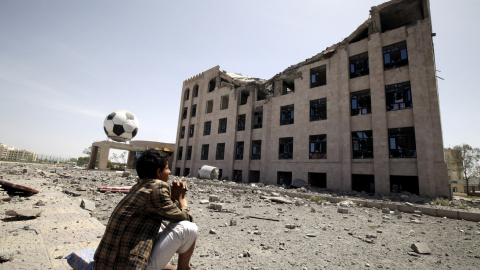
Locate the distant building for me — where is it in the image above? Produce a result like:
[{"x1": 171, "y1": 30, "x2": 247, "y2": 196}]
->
[
  {"x1": 0, "y1": 143, "x2": 37, "y2": 162},
  {"x1": 173, "y1": 0, "x2": 450, "y2": 198}
]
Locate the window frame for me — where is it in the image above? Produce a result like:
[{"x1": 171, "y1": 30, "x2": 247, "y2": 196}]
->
[
  {"x1": 237, "y1": 114, "x2": 246, "y2": 131},
  {"x1": 235, "y1": 141, "x2": 244, "y2": 160},
  {"x1": 352, "y1": 130, "x2": 374, "y2": 159},
  {"x1": 216, "y1": 143, "x2": 225, "y2": 160},
  {"x1": 191, "y1": 104, "x2": 197, "y2": 117},
  {"x1": 203, "y1": 121, "x2": 211, "y2": 136},
  {"x1": 310, "y1": 65, "x2": 327, "y2": 88},
  {"x1": 309, "y1": 134, "x2": 327, "y2": 159},
  {"x1": 385, "y1": 81, "x2": 412, "y2": 111},
  {"x1": 189, "y1": 124, "x2": 194, "y2": 137},
  {"x1": 351, "y1": 90, "x2": 372, "y2": 116},
  {"x1": 383, "y1": 41, "x2": 408, "y2": 70},
  {"x1": 279, "y1": 137, "x2": 293, "y2": 159},
  {"x1": 349, "y1": 52, "x2": 369, "y2": 78},
  {"x1": 388, "y1": 127, "x2": 416, "y2": 158},
  {"x1": 218, "y1": 118, "x2": 227, "y2": 134},
  {"x1": 310, "y1": 98, "x2": 327, "y2": 121},
  {"x1": 201, "y1": 144, "x2": 209, "y2": 160},
  {"x1": 280, "y1": 104, "x2": 294, "y2": 125},
  {"x1": 251, "y1": 140, "x2": 262, "y2": 160}
]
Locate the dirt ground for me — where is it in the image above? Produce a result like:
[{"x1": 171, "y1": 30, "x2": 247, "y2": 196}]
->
[{"x1": 2, "y1": 163, "x2": 480, "y2": 269}]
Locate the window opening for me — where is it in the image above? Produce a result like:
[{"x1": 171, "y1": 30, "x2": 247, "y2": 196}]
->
[
  {"x1": 280, "y1": 104, "x2": 294, "y2": 125},
  {"x1": 279, "y1": 137, "x2": 293, "y2": 159},
  {"x1": 216, "y1": 143, "x2": 225, "y2": 160},
  {"x1": 310, "y1": 98, "x2": 327, "y2": 121},
  {"x1": 184, "y1": 168, "x2": 190, "y2": 177},
  {"x1": 182, "y1": 107, "x2": 188, "y2": 119},
  {"x1": 352, "y1": 174, "x2": 375, "y2": 193},
  {"x1": 184, "y1": 89, "x2": 190, "y2": 100},
  {"x1": 253, "y1": 107, "x2": 263, "y2": 129},
  {"x1": 193, "y1": 84, "x2": 199, "y2": 97},
  {"x1": 352, "y1": 131, "x2": 373, "y2": 159},
  {"x1": 249, "y1": 170, "x2": 260, "y2": 183},
  {"x1": 251, "y1": 140, "x2": 262, "y2": 160},
  {"x1": 220, "y1": 95, "x2": 229, "y2": 110},
  {"x1": 233, "y1": 170, "x2": 242, "y2": 182},
  {"x1": 388, "y1": 127, "x2": 416, "y2": 158},
  {"x1": 350, "y1": 52, "x2": 369, "y2": 78},
  {"x1": 208, "y1": 78, "x2": 216, "y2": 92},
  {"x1": 191, "y1": 104, "x2": 197, "y2": 117},
  {"x1": 282, "y1": 78, "x2": 295, "y2": 95},
  {"x1": 390, "y1": 175, "x2": 419, "y2": 195},
  {"x1": 201, "y1": 144, "x2": 209, "y2": 160},
  {"x1": 206, "y1": 100, "x2": 213, "y2": 114},
  {"x1": 237, "y1": 114, "x2": 246, "y2": 131},
  {"x1": 309, "y1": 134, "x2": 327, "y2": 159},
  {"x1": 175, "y1": 167, "x2": 180, "y2": 176},
  {"x1": 203, "y1": 121, "x2": 211, "y2": 136},
  {"x1": 235, "y1": 141, "x2": 244, "y2": 160},
  {"x1": 180, "y1": 126, "x2": 185, "y2": 139},
  {"x1": 186, "y1": 146, "x2": 192, "y2": 160},
  {"x1": 385, "y1": 81, "x2": 412, "y2": 111},
  {"x1": 308, "y1": 172, "x2": 327, "y2": 188},
  {"x1": 383, "y1": 41, "x2": 408, "y2": 70},
  {"x1": 310, "y1": 65, "x2": 327, "y2": 88},
  {"x1": 177, "y1": 146, "x2": 183, "y2": 160},
  {"x1": 277, "y1": 171, "x2": 292, "y2": 186},
  {"x1": 256, "y1": 89, "x2": 266, "y2": 101},
  {"x1": 189, "y1": 125, "x2": 194, "y2": 137},
  {"x1": 239, "y1": 91, "x2": 249, "y2": 105},
  {"x1": 351, "y1": 90, "x2": 371, "y2": 116},
  {"x1": 218, "y1": 118, "x2": 227, "y2": 134}
]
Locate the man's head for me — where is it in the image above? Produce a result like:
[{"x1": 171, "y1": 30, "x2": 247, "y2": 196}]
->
[{"x1": 136, "y1": 149, "x2": 170, "y2": 180}]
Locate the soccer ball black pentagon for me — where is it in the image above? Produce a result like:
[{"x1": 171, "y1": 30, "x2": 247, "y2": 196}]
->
[{"x1": 103, "y1": 110, "x2": 139, "y2": 142}]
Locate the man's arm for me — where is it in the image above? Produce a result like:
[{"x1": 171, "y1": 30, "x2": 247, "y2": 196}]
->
[{"x1": 146, "y1": 180, "x2": 192, "y2": 222}]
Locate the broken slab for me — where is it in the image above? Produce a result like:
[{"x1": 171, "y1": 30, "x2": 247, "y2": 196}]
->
[
  {"x1": 80, "y1": 199, "x2": 96, "y2": 211},
  {"x1": 411, "y1": 243, "x2": 431, "y2": 254},
  {"x1": 264, "y1": 197, "x2": 293, "y2": 204},
  {"x1": 5, "y1": 209, "x2": 43, "y2": 218}
]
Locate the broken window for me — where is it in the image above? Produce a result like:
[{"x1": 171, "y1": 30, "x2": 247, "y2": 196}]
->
[
  {"x1": 280, "y1": 104, "x2": 294, "y2": 125},
  {"x1": 233, "y1": 170, "x2": 242, "y2": 182},
  {"x1": 216, "y1": 143, "x2": 225, "y2": 160},
  {"x1": 218, "y1": 169, "x2": 223, "y2": 180},
  {"x1": 350, "y1": 52, "x2": 369, "y2": 78},
  {"x1": 220, "y1": 95, "x2": 229, "y2": 110},
  {"x1": 235, "y1": 141, "x2": 244, "y2": 160},
  {"x1": 191, "y1": 104, "x2": 197, "y2": 117},
  {"x1": 239, "y1": 90, "x2": 249, "y2": 105},
  {"x1": 279, "y1": 137, "x2": 293, "y2": 159},
  {"x1": 201, "y1": 144, "x2": 209, "y2": 160},
  {"x1": 177, "y1": 146, "x2": 183, "y2": 160},
  {"x1": 390, "y1": 175, "x2": 419, "y2": 195},
  {"x1": 352, "y1": 174, "x2": 375, "y2": 193},
  {"x1": 251, "y1": 140, "x2": 261, "y2": 160},
  {"x1": 310, "y1": 98, "x2": 327, "y2": 121},
  {"x1": 208, "y1": 78, "x2": 216, "y2": 92},
  {"x1": 277, "y1": 171, "x2": 292, "y2": 186},
  {"x1": 193, "y1": 84, "x2": 199, "y2": 97},
  {"x1": 388, "y1": 127, "x2": 416, "y2": 158},
  {"x1": 182, "y1": 107, "x2": 188, "y2": 119},
  {"x1": 186, "y1": 146, "x2": 192, "y2": 160},
  {"x1": 308, "y1": 172, "x2": 327, "y2": 188},
  {"x1": 184, "y1": 88, "x2": 190, "y2": 101},
  {"x1": 256, "y1": 89, "x2": 266, "y2": 101},
  {"x1": 309, "y1": 134, "x2": 327, "y2": 159},
  {"x1": 385, "y1": 81, "x2": 412, "y2": 111},
  {"x1": 351, "y1": 90, "x2": 371, "y2": 116},
  {"x1": 218, "y1": 118, "x2": 227, "y2": 134},
  {"x1": 383, "y1": 41, "x2": 408, "y2": 70},
  {"x1": 180, "y1": 126, "x2": 185, "y2": 139},
  {"x1": 189, "y1": 124, "x2": 194, "y2": 137},
  {"x1": 184, "y1": 168, "x2": 190, "y2": 177},
  {"x1": 282, "y1": 78, "x2": 295, "y2": 95},
  {"x1": 352, "y1": 130, "x2": 373, "y2": 159},
  {"x1": 310, "y1": 65, "x2": 327, "y2": 88},
  {"x1": 249, "y1": 170, "x2": 260, "y2": 183},
  {"x1": 253, "y1": 107, "x2": 263, "y2": 129},
  {"x1": 206, "y1": 100, "x2": 213, "y2": 114},
  {"x1": 237, "y1": 114, "x2": 246, "y2": 131},
  {"x1": 175, "y1": 167, "x2": 180, "y2": 176},
  {"x1": 203, "y1": 121, "x2": 211, "y2": 136}
]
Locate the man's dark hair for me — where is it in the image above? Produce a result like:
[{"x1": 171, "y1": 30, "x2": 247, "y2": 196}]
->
[{"x1": 135, "y1": 149, "x2": 169, "y2": 179}]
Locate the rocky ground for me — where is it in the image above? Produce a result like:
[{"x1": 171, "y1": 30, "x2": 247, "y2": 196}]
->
[{"x1": 2, "y1": 162, "x2": 480, "y2": 269}]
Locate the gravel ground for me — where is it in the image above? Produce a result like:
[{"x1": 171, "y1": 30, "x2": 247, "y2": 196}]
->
[{"x1": 2, "y1": 163, "x2": 480, "y2": 269}]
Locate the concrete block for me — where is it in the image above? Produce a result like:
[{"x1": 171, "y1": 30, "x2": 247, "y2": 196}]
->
[
  {"x1": 411, "y1": 243, "x2": 431, "y2": 254},
  {"x1": 382, "y1": 203, "x2": 398, "y2": 211},
  {"x1": 351, "y1": 199, "x2": 367, "y2": 206},
  {"x1": 327, "y1": 197, "x2": 343, "y2": 203},
  {"x1": 81, "y1": 199, "x2": 96, "y2": 211},
  {"x1": 337, "y1": 208, "x2": 349, "y2": 214},
  {"x1": 458, "y1": 211, "x2": 480, "y2": 222},
  {"x1": 415, "y1": 207, "x2": 437, "y2": 217},
  {"x1": 398, "y1": 204, "x2": 415, "y2": 213},
  {"x1": 366, "y1": 201, "x2": 382, "y2": 208},
  {"x1": 209, "y1": 203, "x2": 223, "y2": 211},
  {"x1": 209, "y1": 195, "x2": 220, "y2": 202},
  {"x1": 436, "y1": 209, "x2": 459, "y2": 219}
]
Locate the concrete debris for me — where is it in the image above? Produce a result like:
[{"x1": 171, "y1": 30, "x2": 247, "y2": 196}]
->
[
  {"x1": 337, "y1": 208, "x2": 349, "y2": 214},
  {"x1": 265, "y1": 197, "x2": 293, "y2": 204},
  {"x1": 35, "y1": 200, "x2": 47, "y2": 206},
  {"x1": 199, "y1": 199, "x2": 209, "y2": 204},
  {"x1": 339, "y1": 201, "x2": 354, "y2": 207},
  {"x1": 411, "y1": 243, "x2": 431, "y2": 254},
  {"x1": 209, "y1": 229, "x2": 217, "y2": 234},
  {"x1": 81, "y1": 199, "x2": 96, "y2": 211},
  {"x1": 209, "y1": 203, "x2": 223, "y2": 211},
  {"x1": 5, "y1": 209, "x2": 42, "y2": 218},
  {"x1": 285, "y1": 224, "x2": 296, "y2": 229},
  {"x1": 291, "y1": 179, "x2": 307, "y2": 188},
  {"x1": 209, "y1": 195, "x2": 220, "y2": 202},
  {"x1": 230, "y1": 219, "x2": 237, "y2": 226},
  {"x1": 0, "y1": 253, "x2": 14, "y2": 263}
]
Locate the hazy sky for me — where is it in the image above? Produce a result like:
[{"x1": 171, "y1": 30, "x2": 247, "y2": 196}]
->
[{"x1": 1, "y1": 0, "x2": 479, "y2": 159}]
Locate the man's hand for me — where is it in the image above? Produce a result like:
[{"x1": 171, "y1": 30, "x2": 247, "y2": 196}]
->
[{"x1": 171, "y1": 180, "x2": 188, "y2": 202}]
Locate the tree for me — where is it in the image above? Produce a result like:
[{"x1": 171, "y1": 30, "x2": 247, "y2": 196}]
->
[
  {"x1": 452, "y1": 144, "x2": 480, "y2": 194},
  {"x1": 83, "y1": 146, "x2": 92, "y2": 156}
]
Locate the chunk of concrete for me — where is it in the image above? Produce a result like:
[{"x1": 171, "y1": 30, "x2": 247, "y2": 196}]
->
[
  {"x1": 265, "y1": 197, "x2": 293, "y2": 204},
  {"x1": 411, "y1": 243, "x2": 431, "y2": 254},
  {"x1": 80, "y1": 199, "x2": 96, "y2": 211},
  {"x1": 337, "y1": 208, "x2": 349, "y2": 214},
  {"x1": 209, "y1": 195, "x2": 220, "y2": 202},
  {"x1": 5, "y1": 209, "x2": 42, "y2": 218}
]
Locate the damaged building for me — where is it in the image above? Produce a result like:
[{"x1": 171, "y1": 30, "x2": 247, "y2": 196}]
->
[{"x1": 172, "y1": 0, "x2": 450, "y2": 197}]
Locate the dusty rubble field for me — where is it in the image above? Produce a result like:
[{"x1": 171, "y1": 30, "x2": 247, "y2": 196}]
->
[{"x1": 1, "y1": 163, "x2": 480, "y2": 270}]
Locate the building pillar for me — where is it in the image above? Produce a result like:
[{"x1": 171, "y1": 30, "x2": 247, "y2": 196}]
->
[{"x1": 98, "y1": 146, "x2": 110, "y2": 170}]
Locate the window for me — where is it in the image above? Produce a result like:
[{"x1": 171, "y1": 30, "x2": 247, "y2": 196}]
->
[
  {"x1": 388, "y1": 127, "x2": 416, "y2": 158},
  {"x1": 277, "y1": 171, "x2": 292, "y2": 186},
  {"x1": 203, "y1": 121, "x2": 211, "y2": 136},
  {"x1": 233, "y1": 170, "x2": 242, "y2": 182},
  {"x1": 249, "y1": 170, "x2": 260, "y2": 183},
  {"x1": 256, "y1": 89, "x2": 266, "y2": 101},
  {"x1": 235, "y1": 141, "x2": 244, "y2": 160},
  {"x1": 352, "y1": 174, "x2": 375, "y2": 193},
  {"x1": 187, "y1": 146, "x2": 192, "y2": 160},
  {"x1": 201, "y1": 144, "x2": 209, "y2": 160},
  {"x1": 351, "y1": 90, "x2": 371, "y2": 116},
  {"x1": 280, "y1": 104, "x2": 294, "y2": 125},
  {"x1": 218, "y1": 169, "x2": 223, "y2": 180},
  {"x1": 218, "y1": 118, "x2": 227, "y2": 134},
  {"x1": 208, "y1": 78, "x2": 216, "y2": 92},
  {"x1": 352, "y1": 131, "x2": 373, "y2": 159},
  {"x1": 184, "y1": 168, "x2": 190, "y2": 177},
  {"x1": 221, "y1": 95, "x2": 229, "y2": 110},
  {"x1": 180, "y1": 126, "x2": 185, "y2": 139},
  {"x1": 383, "y1": 41, "x2": 408, "y2": 70},
  {"x1": 279, "y1": 137, "x2": 293, "y2": 159},
  {"x1": 308, "y1": 172, "x2": 326, "y2": 188},
  {"x1": 206, "y1": 100, "x2": 213, "y2": 114},
  {"x1": 309, "y1": 134, "x2": 327, "y2": 159},
  {"x1": 385, "y1": 82, "x2": 412, "y2": 111},
  {"x1": 215, "y1": 143, "x2": 225, "y2": 160},
  {"x1": 193, "y1": 84, "x2": 199, "y2": 97},
  {"x1": 282, "y1": 78, "x2": 295, "y2": 95},
  {"x1": 189, "y1": 124, "x2": 194, "y2": 137},
  {"x1": 350, "y1": 52, "x2": 369, "y2": 78},
  {"x1": 251, "y1": 140, "x2": 261, "y2": 160},
  {"x1": 390, "y1": 175, "x2": 419, "y2": 195},
  {"x1": 239, "y1": 91, "x2": 249, "y2": 105},
  {"x1": 177, "y1": 146, "x2": 183, "y2": 160},
  {"x1": 184, "y1": 89, "x2": 190, "y2": 100},
  {"x1": 310, "y1": 98, "x2": 327, "y2": 121},
  {"x1": 191, "y1": 104, "x2": 197, "y2": 117},
  {"x1": 310, "y1": 65, "x2": 326, "y2": 88},
  {"x1": 182, "y1": 107, "x2": 188, "y2": 119},
  {"x1": 237, "y1": 114, "x2": 246, "y2": 131},
  {"x1": 175, "y1": 167, "x2": 181, "y2": 176},
  {"x1": 253, "y1": 107, "x2": 263, "y2": 129}
]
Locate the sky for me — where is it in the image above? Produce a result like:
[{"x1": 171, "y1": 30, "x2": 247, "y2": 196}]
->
[{"x1": 0, "y1": 0, "x2": 479, "y2": 159}]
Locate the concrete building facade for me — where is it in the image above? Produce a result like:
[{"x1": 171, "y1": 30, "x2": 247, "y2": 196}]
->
[
  {"x1": 0, "y1": 143, "x2": 37, "y2": 162},
  {"x1": 173, "y1": 0, "x2": 450, "y2": 197}
]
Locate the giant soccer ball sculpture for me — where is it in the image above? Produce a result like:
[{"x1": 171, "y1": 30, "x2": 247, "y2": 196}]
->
[{"x1": 103, "y1": 110, "x2": 139, "y2": 142}]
